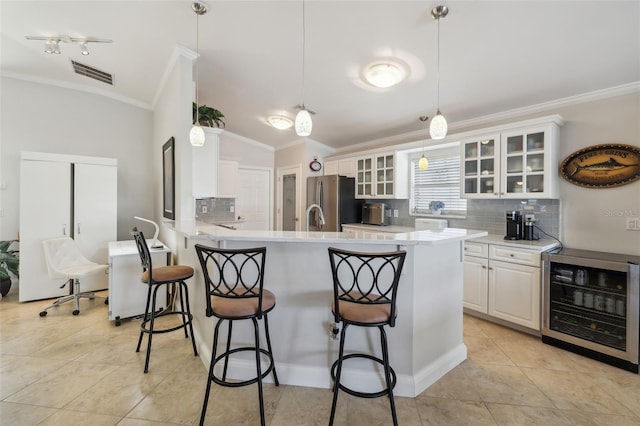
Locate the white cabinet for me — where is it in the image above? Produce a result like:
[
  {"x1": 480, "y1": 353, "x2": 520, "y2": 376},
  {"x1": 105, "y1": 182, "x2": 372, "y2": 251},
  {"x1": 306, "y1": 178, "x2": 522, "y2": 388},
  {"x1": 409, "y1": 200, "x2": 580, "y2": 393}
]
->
[
  {"x1": 463, "y1": 241, "x2": 542, "y2": 331},
  {"x1": 323, "y1": 158, "x2": 356, "y2": 178},
  {"x1": 19, "y1": 152, "x2": 117, "y2": 302},
  {"x1": 338, "y1": 158, "x2": 356, "y2": 177},
  {"x1": 218, "y1": 160, "x2": 238, "y2": 198},
  {"x1": 463, "y1": 248, "x2": 489, "y2": 313},
  {"x1": 192, "y1": 127, "x2": 221, "y2": 198},
  {"x1": 355, "y1": 152, "x2": 408, "y2": 199},
  {"x1": 108, "y1": 240, "x2": 170, "y2": 325},
  {"x1": 323, "y1": 160, "x2": 339, "y2": 176},
  {"x1": 461, "y1": 119, "x2": 561, "y2": 199},
  {"x1": 488, "y1": 259, "x2": 541, "y2": 330}
]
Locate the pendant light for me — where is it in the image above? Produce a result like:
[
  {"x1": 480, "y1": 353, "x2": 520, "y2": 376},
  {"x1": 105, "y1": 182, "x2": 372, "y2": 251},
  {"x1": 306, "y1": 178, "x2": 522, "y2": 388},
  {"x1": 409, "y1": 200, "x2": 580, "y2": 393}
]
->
[
  {"x1": 295, "y1": 0, "x2": 312, "y2": 137},
  {"x1": 190, "y1": 2, "x2": 207, "y2": 147},
  {"x1": 430, "y1": 5, "x2": 448, "y2": 140},
  {"x1": 418, "y1": 116, "x2": 429, "y2": 170}
]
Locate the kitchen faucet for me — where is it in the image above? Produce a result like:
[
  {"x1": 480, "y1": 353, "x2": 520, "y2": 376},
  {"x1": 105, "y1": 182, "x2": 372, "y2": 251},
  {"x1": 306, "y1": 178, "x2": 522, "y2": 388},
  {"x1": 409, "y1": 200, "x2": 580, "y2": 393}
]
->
[{"x1": 306, "y1": 204, "x2": 326, "y2": 232}]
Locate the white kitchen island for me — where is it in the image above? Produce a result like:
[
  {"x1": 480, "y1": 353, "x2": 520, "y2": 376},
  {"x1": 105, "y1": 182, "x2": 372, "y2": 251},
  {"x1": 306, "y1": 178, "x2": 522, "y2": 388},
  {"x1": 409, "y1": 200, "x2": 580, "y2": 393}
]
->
[{"x1": 171, "y1": 221, "x2": 487, "y2": 397}]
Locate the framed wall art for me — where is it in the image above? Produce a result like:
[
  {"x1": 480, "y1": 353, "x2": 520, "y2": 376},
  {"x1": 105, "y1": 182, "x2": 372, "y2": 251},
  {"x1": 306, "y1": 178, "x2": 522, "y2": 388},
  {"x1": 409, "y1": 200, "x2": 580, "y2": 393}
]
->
[
  {"x1": 162, "y1": 137, "x2": 175, "y2": 219},
  {"x1": 559, "y1": 143, "x2": 640, "y2": 188}
]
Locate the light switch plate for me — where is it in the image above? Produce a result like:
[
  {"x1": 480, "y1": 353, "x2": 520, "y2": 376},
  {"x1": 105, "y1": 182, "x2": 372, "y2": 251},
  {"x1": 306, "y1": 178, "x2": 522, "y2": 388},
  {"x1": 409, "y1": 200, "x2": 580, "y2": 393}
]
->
[{"x1": 626, "y1": 217, "x2": 640, "y2": 231}]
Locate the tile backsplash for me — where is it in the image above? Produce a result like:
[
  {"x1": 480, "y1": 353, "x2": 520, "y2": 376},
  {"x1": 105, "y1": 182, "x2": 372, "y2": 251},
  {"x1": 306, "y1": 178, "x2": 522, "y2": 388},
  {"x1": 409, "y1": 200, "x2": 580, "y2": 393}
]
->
[
  {"x1": 195, "y1": 197, "x2": 236, "y2": 223},
  {"x1": 381, "y1": 198, "x2": 561, "y2": 239}
]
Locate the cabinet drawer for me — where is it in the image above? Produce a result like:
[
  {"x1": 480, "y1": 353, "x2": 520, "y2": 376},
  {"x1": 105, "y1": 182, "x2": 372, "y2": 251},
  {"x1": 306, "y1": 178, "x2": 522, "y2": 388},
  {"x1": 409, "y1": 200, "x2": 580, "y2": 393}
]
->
[
  {"x1": 490, "y1": 245, "x2": 540, "y2": 266},
  {"x1": 464, "y1": 242, "x2": 488, "y2": 258}
]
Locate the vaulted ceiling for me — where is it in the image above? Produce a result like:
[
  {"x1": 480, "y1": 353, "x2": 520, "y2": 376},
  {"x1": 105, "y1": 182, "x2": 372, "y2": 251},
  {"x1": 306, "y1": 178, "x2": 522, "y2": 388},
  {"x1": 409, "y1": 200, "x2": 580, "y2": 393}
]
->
[{"x1": 2, "y1": 1, "x2": 638, "y2": 150}]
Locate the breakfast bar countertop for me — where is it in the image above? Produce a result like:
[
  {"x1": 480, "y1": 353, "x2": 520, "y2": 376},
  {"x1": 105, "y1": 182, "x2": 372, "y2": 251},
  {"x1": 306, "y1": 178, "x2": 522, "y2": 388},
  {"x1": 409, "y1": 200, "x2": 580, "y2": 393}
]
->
[{"x1": 171, "y1": 220, "x2": 487, "y2": 246}]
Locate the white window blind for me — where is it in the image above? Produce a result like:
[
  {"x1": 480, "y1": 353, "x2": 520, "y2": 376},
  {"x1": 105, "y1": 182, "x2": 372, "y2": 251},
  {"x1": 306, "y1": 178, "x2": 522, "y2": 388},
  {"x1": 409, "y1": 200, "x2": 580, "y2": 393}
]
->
[{"x1": 410, "y1": 145, "x2": 467, "y2": 215}]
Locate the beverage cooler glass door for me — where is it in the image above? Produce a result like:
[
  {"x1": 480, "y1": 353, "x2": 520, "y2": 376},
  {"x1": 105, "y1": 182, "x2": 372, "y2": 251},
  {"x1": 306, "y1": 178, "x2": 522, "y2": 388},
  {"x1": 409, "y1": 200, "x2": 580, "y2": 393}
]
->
[{"x1": 542, "y1": 253, "x2": 639, "y2": 371}]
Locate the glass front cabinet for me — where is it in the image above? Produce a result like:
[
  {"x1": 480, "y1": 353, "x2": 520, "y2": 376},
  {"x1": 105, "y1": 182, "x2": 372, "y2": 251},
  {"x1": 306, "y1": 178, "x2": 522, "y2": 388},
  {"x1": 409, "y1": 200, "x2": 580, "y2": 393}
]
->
[
  {"x1": 461, "y1": 120, "x2": 561, "y2": 199},
  {"x1": 355, "y1": 152, "x2": 407, "y2": 199}
]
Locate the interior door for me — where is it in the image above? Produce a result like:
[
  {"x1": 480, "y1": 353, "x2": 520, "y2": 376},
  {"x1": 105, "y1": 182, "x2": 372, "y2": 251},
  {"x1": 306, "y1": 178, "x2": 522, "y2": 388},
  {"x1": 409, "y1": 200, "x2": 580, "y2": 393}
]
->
[
  {"x1": 236, "y1": 168, "x2": 271, "y2": 231},
  {"x1": 277, "y1": 165, "x2": 301, "y2": 231},
  {"x1": 282, "y1": 173, "x2": 297, "y2": 231},
  {"x1": 19, "y1": 160, "x2": 71, "y2": 301},
  {"x1": 74, "y1": 163, "x2": 118, "y2": 291}
]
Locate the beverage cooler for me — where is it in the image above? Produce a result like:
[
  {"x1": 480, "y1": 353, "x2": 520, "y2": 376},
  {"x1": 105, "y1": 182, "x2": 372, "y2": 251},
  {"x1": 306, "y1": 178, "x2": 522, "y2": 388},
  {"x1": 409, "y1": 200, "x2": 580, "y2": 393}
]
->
[{"x1": 542, "y1": 248, "x2": 639, "y2": 373}]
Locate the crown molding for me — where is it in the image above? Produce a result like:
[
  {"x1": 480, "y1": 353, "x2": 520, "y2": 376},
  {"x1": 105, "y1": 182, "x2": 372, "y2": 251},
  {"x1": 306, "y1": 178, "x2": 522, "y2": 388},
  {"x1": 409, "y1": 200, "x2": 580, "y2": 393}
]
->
[
  {"x1": 330, "y1": 81, "x2": 640, "y2": 156},
  {"x1": 1, "y1": 71, "x2": 152, "y2": 110},
  {"x1": 151, "y1": 44, "x2": 197, "y2": 109}
]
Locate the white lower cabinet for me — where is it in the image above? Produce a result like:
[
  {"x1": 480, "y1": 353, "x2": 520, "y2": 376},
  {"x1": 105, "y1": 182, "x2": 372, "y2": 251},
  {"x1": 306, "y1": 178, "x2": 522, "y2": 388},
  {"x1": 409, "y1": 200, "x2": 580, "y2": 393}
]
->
[
  {"x1": 464, "y1": 241, "x2": 542, "y2": 331},
  {"x1": 488, "y1": 259, "x2": 541, "y2": 330},
  {"x1": 463, "y1": 255, "x2": 489, "y2": 313}
]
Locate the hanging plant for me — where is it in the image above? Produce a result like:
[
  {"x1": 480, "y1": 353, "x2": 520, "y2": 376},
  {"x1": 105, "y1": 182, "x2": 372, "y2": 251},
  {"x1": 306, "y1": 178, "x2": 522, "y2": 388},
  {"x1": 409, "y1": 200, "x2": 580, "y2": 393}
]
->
[{"x1": 193, "y1": 103, "x2": 225, "y2": 128}]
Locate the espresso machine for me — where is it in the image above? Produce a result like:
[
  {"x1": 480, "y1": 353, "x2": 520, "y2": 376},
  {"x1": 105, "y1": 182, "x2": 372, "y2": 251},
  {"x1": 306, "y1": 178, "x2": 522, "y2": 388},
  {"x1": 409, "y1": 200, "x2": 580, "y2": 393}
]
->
[{"x1": 505, "y1": 210, "x2": 522, "y2": 240}]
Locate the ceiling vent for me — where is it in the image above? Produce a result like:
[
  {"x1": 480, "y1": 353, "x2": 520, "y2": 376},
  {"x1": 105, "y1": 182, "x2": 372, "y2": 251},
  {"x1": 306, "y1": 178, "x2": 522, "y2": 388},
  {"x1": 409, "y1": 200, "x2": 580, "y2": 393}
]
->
[{"x1": 71, "y1": 60, "x2": 113, "y2": 85}]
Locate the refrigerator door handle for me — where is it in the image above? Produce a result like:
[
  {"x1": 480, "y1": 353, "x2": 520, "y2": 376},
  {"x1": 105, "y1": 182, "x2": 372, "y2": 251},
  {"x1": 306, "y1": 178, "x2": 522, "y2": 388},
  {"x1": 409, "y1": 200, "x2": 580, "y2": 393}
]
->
[{"x1": 318, "y1": 181, "x2": 324, "y2": 228}]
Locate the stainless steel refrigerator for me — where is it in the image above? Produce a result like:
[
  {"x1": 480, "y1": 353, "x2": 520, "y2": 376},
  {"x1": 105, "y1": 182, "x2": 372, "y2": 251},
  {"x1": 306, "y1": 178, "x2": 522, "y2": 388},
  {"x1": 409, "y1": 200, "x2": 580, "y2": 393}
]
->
[{"x1": 307, "y1": 175, "x2": 362, "y2": 231}]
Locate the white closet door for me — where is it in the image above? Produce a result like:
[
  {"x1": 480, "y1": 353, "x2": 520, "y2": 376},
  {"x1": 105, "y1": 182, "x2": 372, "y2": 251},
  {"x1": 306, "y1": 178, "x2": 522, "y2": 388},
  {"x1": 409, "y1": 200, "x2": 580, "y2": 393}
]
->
[
  {"x1": 19, "y1": 160, "x2": 71, "y2": 301},
  {"x1": 74, "y1": 163, "x2": 117, "y2": 291},
  {"x1": 236, "y1": 169, "x2": 271, "y2": 230}
]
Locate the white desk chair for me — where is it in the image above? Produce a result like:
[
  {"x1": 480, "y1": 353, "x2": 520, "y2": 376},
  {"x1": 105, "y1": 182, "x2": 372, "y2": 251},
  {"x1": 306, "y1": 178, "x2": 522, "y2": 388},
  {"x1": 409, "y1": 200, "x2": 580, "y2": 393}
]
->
[{"x1": 39, "y1": 237, "x2": 108, "y2": 317}]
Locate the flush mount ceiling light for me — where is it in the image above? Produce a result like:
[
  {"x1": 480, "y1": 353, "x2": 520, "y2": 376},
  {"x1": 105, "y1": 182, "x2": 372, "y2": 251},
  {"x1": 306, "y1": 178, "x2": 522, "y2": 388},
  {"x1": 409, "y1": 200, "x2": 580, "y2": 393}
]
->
[
  {"x1": 267, "y1": 115, "x2": 294, "y2": 130},
  {"x1": 189, "y1": 1, "x2": 207, "y2": 147},
  {"x1": 429, "y1": 5, "x2": 449, "y2": 140},
  {"x1": 364, "y1": 62, "x2": 406, "y2": 88},
  {"x1": 295, "y1": 0, "x2": 313, "y2": 137},
  {"x1": 25, "y1": 35, "x2": 111, "y2": 56}
]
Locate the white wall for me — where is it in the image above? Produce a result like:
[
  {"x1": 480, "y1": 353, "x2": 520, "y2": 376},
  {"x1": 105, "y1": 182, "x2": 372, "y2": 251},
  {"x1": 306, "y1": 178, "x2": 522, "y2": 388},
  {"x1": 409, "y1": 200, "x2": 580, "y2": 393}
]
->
[
  {"x1": 219, "y1": 131, "x2": 274, "y2": 168},
  {"x1": 555, "y1": 94, "x2": 640, "y2": 254},
  {"x1": 0, "y1": 76, "x2": 154, "y2": 242}
]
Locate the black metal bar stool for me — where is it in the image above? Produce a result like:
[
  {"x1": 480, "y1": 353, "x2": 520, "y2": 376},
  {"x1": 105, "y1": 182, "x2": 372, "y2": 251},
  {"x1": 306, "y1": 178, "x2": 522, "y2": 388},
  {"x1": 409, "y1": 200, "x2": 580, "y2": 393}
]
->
[
  {"x1": 195, "y1": 244, "x2": 279, "y2": 426},
  {"x1": 131, "y1": 228, "x2": 198, "y2": 373},
  {"x1": 327, "y1": 247, "x2": 406, "y2": 426}
]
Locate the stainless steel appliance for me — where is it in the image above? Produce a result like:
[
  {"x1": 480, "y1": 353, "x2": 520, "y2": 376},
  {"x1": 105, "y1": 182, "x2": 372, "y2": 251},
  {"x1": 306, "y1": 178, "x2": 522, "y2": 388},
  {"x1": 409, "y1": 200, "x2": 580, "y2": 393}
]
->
[
  {"x1": 542, "y1": 248, "x2": 640, "y2": 373},
  {"x1": 306, "y1": 175, "x2": 362, "y2": 232},
  {"x1": 505, "y1": 210, "x2": 522, "y2": 240},
  {"x1": 362, "y1": 202, "x2": 386, "y2": 226}
]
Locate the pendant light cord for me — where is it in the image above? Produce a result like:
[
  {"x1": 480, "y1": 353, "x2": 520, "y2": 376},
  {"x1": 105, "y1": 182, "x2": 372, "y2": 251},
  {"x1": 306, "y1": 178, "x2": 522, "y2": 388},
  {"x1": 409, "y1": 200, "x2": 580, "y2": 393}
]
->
[
  {"x1": 301, "y1": 0, "x2": 306, "y2": 106},
  {"x1": 195, "y1": 10, "x2": 200, "y2": 124},
  {"x1": 436, "y1": 14, "x2": 440, "y2": 113}
]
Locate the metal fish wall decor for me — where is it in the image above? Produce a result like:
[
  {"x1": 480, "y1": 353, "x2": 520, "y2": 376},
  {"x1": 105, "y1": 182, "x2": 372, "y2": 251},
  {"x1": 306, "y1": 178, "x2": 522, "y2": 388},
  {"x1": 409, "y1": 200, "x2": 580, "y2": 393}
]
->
[{"x1": 559, "y1": 144, "x2": 640, "y2": 188}]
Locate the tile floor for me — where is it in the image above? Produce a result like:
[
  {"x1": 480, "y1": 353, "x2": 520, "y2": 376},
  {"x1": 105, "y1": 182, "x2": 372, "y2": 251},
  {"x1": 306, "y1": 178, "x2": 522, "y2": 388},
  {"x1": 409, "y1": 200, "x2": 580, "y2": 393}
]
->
[{"x1": 1, "y1": 289, "x2": 639, "y2": 425}]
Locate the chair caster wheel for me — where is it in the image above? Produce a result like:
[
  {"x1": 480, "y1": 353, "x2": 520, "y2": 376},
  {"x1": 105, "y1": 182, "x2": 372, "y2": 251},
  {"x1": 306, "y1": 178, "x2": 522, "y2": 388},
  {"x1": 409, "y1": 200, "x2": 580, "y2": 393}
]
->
[
  {"x1": 39, "y1": 311, "x2": 47, "y2": 317},
  {"x1": 115, "y1": 318, "x2": 121, "y2": 327},
  {"x1": 73, "y1": 310, "x2": 80, "y2": 316}
]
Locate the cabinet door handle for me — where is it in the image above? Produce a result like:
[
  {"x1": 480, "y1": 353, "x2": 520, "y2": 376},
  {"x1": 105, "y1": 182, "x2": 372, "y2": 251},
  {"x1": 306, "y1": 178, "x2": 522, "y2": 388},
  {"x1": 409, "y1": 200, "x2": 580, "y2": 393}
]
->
[
  {"x1": 482, "y1": 265, "x2": 487, "y2": 269},
  {"x1": 77, "y1": 223, "x2": 81, "y2": 235},
  {"x1": 510, "y1": 254, "x2": 515, "y2": 257},
  {"x1": 62, "y1": 224, "x2": 67, "y2": 235},
  {"x1": 488, "y1": 267, "x2": 493, "y2": 270},
  {"x1": 464, "y1": 247, "x2": 468, "y2": 251}
]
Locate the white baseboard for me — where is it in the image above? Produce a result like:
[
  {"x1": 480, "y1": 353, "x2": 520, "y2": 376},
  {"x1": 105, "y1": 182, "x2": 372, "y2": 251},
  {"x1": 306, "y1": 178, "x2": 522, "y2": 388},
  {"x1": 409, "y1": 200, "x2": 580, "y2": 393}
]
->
[{"x1": 193, "y1": 327, "x2": 467, "y2": 398}]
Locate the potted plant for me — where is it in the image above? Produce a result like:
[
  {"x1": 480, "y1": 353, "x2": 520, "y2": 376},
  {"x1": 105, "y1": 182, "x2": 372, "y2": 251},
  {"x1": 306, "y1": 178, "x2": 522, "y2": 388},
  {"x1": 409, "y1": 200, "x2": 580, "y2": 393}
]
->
[
  {"x1": 429, "y1": 200, "x2": 445, "y2": 215},
  {"x1": 0, "y1": 239, "x2": 19, "y2": 297},
  {"x1": 193, "y1": 103, "x2": 225, "y2": 128}
]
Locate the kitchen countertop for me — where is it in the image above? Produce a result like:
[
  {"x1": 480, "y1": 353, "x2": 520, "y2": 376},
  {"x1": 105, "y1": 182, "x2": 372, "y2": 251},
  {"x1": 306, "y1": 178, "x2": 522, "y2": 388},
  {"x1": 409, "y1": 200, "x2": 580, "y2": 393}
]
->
[
  {"x1": 342, "y1": 223, "x2": 416, "y2": 233},
  {"x1": 469, "y1": 234, "x2": 560, "y2": 251},
  {"x1": 170, "y1": 220, "x2": 487, "y2": 246}
]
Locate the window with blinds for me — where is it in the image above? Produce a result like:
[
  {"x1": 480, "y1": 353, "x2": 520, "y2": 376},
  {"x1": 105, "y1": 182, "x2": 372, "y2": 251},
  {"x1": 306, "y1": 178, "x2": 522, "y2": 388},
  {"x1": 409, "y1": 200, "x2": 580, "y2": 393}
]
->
[{"x1": 410, "y1": 144, "x2": 467, "y2": 216}]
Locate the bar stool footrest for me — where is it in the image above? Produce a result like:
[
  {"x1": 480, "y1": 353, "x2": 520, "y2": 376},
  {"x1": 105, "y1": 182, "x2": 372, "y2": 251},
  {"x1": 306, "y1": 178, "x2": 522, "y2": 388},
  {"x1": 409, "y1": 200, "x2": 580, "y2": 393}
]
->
[
  {"x1": 140, "y1": 311, "x2": 194, "y2": 334},
  {"x1": 211, "y1": 347, "x2": 276, "y2": 388},
  {"x1": 331, "y1": 353, "x2": 397, "y2": 398}
]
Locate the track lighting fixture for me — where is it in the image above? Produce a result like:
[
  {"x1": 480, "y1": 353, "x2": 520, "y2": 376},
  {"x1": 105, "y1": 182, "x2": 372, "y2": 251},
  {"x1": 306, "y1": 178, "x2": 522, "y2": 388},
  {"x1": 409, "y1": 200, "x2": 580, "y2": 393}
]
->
[{"x1": 26, "y1": 35, "x2": 112, "y2": 56}]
